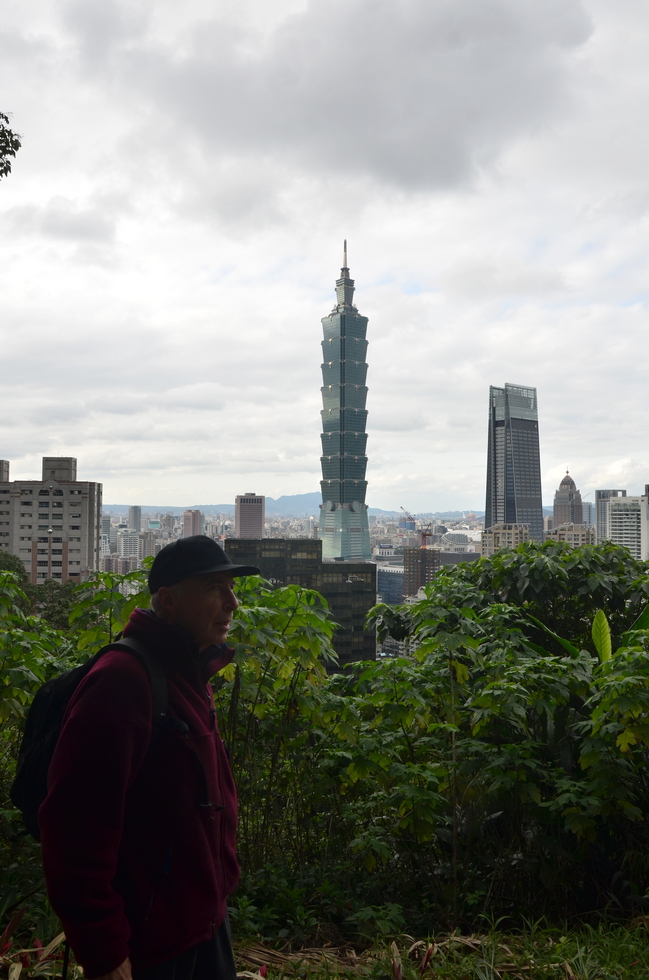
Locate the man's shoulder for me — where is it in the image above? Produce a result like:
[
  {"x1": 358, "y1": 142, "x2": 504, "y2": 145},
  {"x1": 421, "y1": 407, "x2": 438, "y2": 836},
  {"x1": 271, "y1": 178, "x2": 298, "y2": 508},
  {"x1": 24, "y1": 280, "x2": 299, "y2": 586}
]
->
[{"x1": 68, "y1": 648, "x2": 153, "y2": 719}]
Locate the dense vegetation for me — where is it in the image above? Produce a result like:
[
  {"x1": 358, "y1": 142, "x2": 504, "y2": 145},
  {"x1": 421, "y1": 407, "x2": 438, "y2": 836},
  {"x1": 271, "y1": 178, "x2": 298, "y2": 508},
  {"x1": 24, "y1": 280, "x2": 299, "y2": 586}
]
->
[{"x1": 2, "y1": 539, "x2": 649, "y2": 961}]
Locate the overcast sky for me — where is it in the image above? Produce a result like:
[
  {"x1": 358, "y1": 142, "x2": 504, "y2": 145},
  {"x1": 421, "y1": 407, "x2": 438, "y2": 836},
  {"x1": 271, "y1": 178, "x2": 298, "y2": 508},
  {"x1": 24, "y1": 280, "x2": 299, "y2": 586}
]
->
[{"x1": 2, "y1": 0, "x2": 649, "y2": 511}]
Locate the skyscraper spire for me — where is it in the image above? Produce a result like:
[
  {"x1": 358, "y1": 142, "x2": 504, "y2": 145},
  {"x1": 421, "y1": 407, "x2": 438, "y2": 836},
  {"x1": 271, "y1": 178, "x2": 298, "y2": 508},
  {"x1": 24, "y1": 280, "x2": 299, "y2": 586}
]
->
[{"x1": 335, "y1": 239, "x2": 355, "y2": 308}]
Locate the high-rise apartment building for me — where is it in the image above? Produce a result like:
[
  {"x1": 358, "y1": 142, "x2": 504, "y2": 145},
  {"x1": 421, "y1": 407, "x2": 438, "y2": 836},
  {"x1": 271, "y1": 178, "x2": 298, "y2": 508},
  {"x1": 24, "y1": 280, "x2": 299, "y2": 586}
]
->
[
  {"x1": 318, "y1": 244, "x2": 371, "y2": 560},
  {"x1": 0, "y1": 457, "x2": 101, "y2": 584},
  {"x1": 595, "y1": 489, "x2": 626, "y2": 543},
  {"x1": 117, "y1": 529, "x2": 141, "y2": 558},
  {"x1": 128, "y1": 506, "x2": 142, "y2": 532},
  {"x1": 403, "y1": 548, "x2": 441, "y2": 598},
  {"x1": 605, "y1": 489, "x2": 649, "y2": 560},
  {"x1": 481, "y1": 523, "x2": 530, "y2": 557},
  {"x1": 545, "y1": 523, "x2": 595, "y2": 547},
  {"x1": 485, "y1": 384, "x2": 543, "y2": 541},
  {"x1": 553, "y1": 471, "x2": 583, "y2": 526},
  {"x1": 234, "y1": 494, "x2": 265, "y2": 538},
  {"x1": 183, "y1": 510, "x2": 203, "y2": 537}
]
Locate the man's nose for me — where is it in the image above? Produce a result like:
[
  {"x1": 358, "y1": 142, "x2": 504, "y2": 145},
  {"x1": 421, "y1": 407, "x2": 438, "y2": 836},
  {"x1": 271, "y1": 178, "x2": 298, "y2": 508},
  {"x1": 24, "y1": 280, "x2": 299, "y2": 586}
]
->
[{"x1": 228, "y1": 588, "x2": 239, "y2": 611}]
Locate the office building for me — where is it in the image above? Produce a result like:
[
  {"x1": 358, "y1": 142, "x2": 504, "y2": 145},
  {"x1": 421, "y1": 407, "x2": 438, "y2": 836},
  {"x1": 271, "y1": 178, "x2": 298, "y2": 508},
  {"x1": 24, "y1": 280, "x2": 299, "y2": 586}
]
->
[
  {"x1": 553, "y1": 471, "x2": 583, "y2": 526},
  {"x1": 403, "y1": 548, "x2": 441, "y2": 598},
  {"x1": 234, "y1": 494, "x2": 265, "y2": 538},
  {"x1": 128, "y1": 506, "x2": 142, "y2": 532},
  {"x1": 605, "y1": 490, "x2": 649, "y2": 560},
  {"x1": 582, "y1": 500, "x2": 594, "y2": 526},
  {"x1": 596, "y1": 489, "x2": 626, "y2": 543},
  {"x1": 225, "y1": 538, "x2": 376, "y2": 667},
  {"x1": 377, "y1": 565, "x2": 404, "y2": 605},
  {"x1": 318, "y1": 243, "x2": 371, "y2": 560},
  {"x1": 481, "y1": 523, "x2": 530, "y2": 558},
  {"x1": 485, "y1": 384, "x2": 543, "y2": 541},
  {"x1": 545, "y1": 523, "x2": 595, "y2": 547},
  {"x1": 183, "y1": 510, "x2": 204, "y2": 537},
  {"x1": 0, "y1": 457, "x2": 101, "y2": 584}
]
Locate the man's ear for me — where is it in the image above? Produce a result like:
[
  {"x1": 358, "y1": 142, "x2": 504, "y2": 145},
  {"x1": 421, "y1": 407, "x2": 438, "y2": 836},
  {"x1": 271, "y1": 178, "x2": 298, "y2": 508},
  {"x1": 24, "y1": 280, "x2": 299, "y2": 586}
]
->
[{"x1": 155, "y1": 585, "x2": 176, "y2": 617}]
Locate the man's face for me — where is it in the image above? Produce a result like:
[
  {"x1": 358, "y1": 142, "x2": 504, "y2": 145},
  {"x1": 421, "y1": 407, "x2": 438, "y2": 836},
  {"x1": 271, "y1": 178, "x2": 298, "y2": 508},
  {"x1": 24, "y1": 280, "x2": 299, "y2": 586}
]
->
[{"x1": 160, "y1": 572, "x2": 239, "y2": 650}]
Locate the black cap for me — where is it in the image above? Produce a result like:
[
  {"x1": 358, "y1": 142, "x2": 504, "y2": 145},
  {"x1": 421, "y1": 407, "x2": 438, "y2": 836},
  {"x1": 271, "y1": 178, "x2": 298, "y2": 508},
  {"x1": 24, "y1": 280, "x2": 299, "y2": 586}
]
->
[{"x1": 148, "y1": 535, "x2": 261, "y2": 594}]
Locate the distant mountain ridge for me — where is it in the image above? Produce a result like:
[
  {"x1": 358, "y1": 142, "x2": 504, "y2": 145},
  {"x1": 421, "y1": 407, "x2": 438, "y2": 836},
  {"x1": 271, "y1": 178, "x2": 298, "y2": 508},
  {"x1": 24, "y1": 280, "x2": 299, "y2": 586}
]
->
[{"x1": 103, "y1": 493, "x2": 486, "y2": 519}]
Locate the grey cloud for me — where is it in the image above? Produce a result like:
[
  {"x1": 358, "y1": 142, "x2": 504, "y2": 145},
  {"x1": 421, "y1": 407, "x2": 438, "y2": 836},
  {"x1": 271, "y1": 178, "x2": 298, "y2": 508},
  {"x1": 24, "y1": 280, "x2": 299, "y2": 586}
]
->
[
  {"x1": 74, "y1": 0, "x2": 592, "y2": 192},
  {"x1": 4, "y1": 198, "x2": 115, "y2": 242}
]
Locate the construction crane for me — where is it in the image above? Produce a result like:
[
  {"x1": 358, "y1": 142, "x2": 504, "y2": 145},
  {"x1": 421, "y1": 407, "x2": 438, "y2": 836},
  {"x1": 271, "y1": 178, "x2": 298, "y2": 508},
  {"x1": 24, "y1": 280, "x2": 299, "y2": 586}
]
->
[{"x1": 400, "y1": 507, "x2": 433, "y2": 548}]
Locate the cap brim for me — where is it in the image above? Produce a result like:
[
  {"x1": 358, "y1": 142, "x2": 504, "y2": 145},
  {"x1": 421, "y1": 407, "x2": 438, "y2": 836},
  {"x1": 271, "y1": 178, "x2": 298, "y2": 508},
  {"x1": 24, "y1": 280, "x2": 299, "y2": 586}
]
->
[{"x1": 201, "y1": 562, "x2": 261, "y2": 578}]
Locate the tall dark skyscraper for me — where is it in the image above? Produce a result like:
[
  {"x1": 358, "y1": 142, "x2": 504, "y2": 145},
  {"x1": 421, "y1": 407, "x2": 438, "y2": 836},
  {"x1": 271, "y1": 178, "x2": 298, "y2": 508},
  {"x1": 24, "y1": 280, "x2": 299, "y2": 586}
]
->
[
  {"x1": 485, "y1": 383, "x2": 543, "y2": 541},
  {"x1": 318, "y1": 243, "x2": 371, "y2": 560}
]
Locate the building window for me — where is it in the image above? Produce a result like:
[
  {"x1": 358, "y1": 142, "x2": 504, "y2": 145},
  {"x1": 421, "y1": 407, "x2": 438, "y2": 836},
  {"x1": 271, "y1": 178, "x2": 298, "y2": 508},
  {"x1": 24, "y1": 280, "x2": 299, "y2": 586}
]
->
[
  {"x1": 69, "y1": 525, "x2": 81, "y2": 530},
  {"x1": 51, "y1": 561, "x2": 63, "y2": 567},
  {"x1": 37, "y1": 561, "x2": 48, "y2": 567}
]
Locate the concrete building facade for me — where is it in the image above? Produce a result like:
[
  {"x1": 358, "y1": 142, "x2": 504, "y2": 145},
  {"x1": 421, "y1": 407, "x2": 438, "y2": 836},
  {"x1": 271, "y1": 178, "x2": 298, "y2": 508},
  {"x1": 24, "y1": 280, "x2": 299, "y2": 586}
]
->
[
  {"x1": 481, "y1": 523, "x2": 530, "y2": 558},
  {"x1": 605, "y1": 490, "x2": 649, "y2": 560},
  {"x1": 0, "y1": 457, "x2": 101, "y2": 584},
  {"x1": 596, "y1": 489, "x2": 626, "y2": 543},
  {"x1": 545, "y1": 523, "x2": 595, "y2": 547},
  {"x1": 234, "y1": 495, "x2": 265, "y2": 538},
  {"x1": 553, "y1": 471, "x2": 583, "y2": 526},
  {"x1": 183, "y1": 510, "x2": 204, "y2": 538},
  {"x1": 403, "y1": 548, "x2": 441, "y2": 598},
  {"x1": 128, "y1": 506, "x2": 142, "y2": 532}
]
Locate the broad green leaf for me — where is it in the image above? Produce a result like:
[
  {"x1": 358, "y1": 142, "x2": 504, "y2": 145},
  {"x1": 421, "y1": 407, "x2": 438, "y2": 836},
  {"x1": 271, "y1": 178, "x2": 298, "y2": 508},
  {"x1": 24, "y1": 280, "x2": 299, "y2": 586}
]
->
[
  {"x1": 592, "y1": 609, "x2": 612, "y2": 662},
  {"x1": 526, "y1": 614, "x2": 581, "y2": 657}
]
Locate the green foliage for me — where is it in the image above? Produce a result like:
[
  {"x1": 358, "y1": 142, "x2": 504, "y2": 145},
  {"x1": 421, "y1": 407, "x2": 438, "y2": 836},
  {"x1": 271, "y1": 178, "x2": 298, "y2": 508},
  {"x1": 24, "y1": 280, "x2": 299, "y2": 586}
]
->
[
  {"x1": 0, "y1": 552, "x2": 28, "y2": 583},
  {"x1": 369, "y1": 540, "x2": 649, "y2": 655},
  {"x1": 0, "y1": 111, "x2": 21, "y2": 180},
  {"x1": 5, "y1": 545, "x2": 649, "y2": 947},
  {"x1": 69, "y1": 567, "x2": 151, "y2": 651}
]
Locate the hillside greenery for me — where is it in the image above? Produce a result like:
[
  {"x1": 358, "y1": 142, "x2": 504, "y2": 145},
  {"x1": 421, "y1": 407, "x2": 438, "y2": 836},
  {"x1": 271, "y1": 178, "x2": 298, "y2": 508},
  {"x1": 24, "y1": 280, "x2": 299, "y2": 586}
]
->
[{"x1": 1, "y1": 541, "x2": 649, "y2": 961}]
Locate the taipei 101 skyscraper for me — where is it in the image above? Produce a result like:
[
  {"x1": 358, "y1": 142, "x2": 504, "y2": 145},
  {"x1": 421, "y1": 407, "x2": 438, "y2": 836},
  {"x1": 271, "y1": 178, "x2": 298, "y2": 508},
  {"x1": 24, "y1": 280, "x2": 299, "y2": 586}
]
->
[{"x1": 318, "y1": 243, "x2": 372, "y2": 560}]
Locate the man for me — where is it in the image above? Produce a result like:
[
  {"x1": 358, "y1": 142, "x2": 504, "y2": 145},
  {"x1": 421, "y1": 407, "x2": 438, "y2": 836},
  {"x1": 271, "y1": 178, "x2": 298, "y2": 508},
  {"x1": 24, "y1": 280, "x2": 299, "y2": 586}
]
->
[{"x1": 39, "y1": 536, "x2": 260, "y2": 980}]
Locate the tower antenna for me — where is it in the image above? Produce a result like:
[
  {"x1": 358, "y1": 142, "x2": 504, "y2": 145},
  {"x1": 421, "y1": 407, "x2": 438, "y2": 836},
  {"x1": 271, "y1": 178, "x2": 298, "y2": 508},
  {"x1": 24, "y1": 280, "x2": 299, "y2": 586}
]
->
[{"x1": 343, "y1": 239, "x2": 348, "y2": 269}]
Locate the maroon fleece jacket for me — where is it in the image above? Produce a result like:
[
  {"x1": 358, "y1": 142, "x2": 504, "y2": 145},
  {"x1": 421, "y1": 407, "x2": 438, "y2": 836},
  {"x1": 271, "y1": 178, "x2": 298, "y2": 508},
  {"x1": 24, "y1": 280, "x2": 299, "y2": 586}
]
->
[{"x1": 39, "y1": 609, "x2": 239, "y2": 978}]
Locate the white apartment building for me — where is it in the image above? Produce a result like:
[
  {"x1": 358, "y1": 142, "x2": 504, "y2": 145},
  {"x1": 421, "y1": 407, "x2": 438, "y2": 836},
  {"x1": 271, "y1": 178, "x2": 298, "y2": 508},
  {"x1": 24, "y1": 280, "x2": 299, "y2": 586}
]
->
[
  {"x1": 605, "y1": 489, "x2": 649, "y2": 560},
  {"x1": 545, "y1": 523, "x2": 596, "y2": 546},
  {"x1": 117, "y1": 529, "x2": 141, "y2": 559},
  {"x1": 0, "y1": 457, "x2": 102, "y2": 584},
  {"x1": 481, "y1": 523, "x2": 530, "y2": 558},
  {"x1": 235, "y1": 494, "x2": 265, "y2": 538}
]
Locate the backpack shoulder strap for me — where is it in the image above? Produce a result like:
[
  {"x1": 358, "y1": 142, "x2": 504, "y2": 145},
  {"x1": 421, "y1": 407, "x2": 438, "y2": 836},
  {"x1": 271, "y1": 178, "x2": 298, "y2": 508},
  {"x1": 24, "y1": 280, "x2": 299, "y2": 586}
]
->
[{"x1": 98, "y1": 636, "x2": 169, "y2": 723}]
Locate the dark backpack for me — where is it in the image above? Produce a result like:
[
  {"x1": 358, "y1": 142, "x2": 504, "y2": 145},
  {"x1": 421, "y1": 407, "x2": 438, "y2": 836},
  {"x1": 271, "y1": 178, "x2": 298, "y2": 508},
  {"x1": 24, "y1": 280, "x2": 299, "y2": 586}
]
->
[{"x1": 10, "y1": 636, "x2": 169, "y2": 841}]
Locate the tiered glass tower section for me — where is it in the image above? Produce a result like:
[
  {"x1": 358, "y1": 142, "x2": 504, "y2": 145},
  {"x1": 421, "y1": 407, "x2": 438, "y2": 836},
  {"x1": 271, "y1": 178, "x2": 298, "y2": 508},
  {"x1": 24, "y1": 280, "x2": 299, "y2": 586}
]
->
[{"x1": 318, "y1": 244, "x2": 371, "y2": 560}]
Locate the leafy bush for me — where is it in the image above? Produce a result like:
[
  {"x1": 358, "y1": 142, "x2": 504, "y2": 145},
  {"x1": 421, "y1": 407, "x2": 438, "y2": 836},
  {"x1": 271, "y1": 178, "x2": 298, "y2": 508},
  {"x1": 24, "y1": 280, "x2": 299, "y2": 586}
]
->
[{"x1": 3, "y1": 543, "x2": 649, "y2": 949}]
